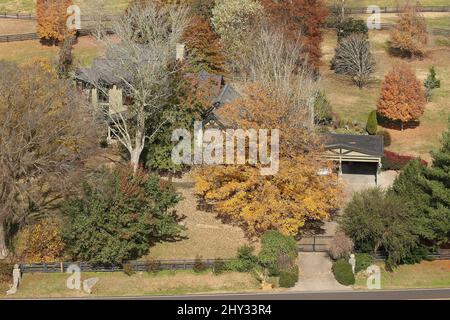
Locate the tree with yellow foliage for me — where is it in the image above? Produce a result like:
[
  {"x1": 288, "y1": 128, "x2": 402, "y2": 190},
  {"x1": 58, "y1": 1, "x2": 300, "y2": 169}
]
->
[
  {"x1": 389, "y1": 1, "x2": 428, "y2": 58},
  {"x1": 195, "y1": 83, "x2": 341, "y2": 237},
  {"x1": 36, "y1": 0, "x2": 74, "y2": 44}
]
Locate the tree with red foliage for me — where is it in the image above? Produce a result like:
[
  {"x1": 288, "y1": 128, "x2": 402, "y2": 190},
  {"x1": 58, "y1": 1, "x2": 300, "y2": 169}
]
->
[
  {"x1": 262, "y1": 0, "x2": 329, "y2": 73},
  {"x1": 183, "y1": 15, "x2": 226, "y2": 74},
  {"x1": 377, "y1": 64, "x2": 426, "y2": 131}
]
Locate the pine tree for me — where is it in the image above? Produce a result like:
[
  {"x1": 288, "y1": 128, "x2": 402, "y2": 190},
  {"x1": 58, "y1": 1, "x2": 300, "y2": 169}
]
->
[
  {"x1": 423, "y1": 120, "x2": 450, "y2": 244},
  {"x1": 392, "y1": 119, "x2": 450, "y2": 245},
  {"x1": 424, "y1": 66, "x2": 441, "y2": 102}
]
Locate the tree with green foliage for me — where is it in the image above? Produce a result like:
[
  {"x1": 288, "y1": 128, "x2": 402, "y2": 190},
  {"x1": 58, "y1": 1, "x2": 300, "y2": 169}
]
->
[
  {"x1": 340, "y1": 187, "x2": 418, "y2": 268},
  {"x1": 424, "y1": 66, "x2": 441, "y2": 102},
  {"x1": 392, "y1": 120, "x2": 450, "y2": 246},
  {"x1": 258, "y1": 231, "x2": 298, "y2": 276},
  {"x1": 366, "y1": 110, "x2": 378, "y2": 135},
  {"x1": 314, "y1": 91, "x2": 333, "y2": 124},
  {"x1": 337, "y1": 18, "x2": 368, "y2": 42},
  {"x1": 62, "y1": 168, "x2": 183, "y2": 265},
  {"x1": 144, "y1": 72, "x2": 203, "y2": 173}
]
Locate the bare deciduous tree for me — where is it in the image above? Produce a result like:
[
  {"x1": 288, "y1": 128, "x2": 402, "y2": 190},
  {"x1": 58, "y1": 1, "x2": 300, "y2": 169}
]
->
[
  {"x1": 331, "y1": 33, "x2": 375, "y2": 88},
  {"x1": 239, "y1": 27, "x2": 318, "y2": 130},
  {"x1": 84, "y1": 3, "x2": 190, "y2": 172},
  {"x1": 0, "y1": 61, "x2": 100, "y2": 259}
]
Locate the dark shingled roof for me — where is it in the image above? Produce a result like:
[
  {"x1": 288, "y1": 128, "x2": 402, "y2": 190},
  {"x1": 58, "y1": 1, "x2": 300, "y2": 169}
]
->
[{"x1": 325, "y1": 134, "x2": 384, "y2": 157}]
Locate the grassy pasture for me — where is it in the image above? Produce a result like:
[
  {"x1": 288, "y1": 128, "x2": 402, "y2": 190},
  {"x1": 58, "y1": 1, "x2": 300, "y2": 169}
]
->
[
  {"x1": 321, "y1": 28, "x2": 450, "y2": 161},
  {"x1": 0, "y1": 0, "x2": 131, "y2": 13}
]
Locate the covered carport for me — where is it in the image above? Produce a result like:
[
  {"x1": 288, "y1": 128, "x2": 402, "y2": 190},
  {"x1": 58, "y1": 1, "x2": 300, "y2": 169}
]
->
[{"x1": 323, "y1": 134, "x2": 384, "y2": 186}]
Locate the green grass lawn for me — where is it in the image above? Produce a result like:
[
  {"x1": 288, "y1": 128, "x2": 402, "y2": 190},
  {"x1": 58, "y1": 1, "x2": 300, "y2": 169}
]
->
[
  {"x1": 355, "y1": 260, "x2": 450, "y2": 289},
  {"x1": 0, "y1": 270, "x2": 260, "y2": 298}
]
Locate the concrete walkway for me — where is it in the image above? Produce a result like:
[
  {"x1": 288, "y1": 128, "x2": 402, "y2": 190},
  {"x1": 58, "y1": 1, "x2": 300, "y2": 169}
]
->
[{"x1": 292, "y1": 252, "x2": 352, "y2": 292}]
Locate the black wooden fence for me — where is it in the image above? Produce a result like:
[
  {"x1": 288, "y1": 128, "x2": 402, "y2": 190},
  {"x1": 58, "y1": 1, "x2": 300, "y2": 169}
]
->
[
  {"x1": 0, "y1": 28, "x2": 115, "y2": 43},
  {"x1": 20, "y1": 258, "x2": 232, "y2": 274},
  {"x1": 0, "y1": 32, "x2": 38, "y2": 42}
]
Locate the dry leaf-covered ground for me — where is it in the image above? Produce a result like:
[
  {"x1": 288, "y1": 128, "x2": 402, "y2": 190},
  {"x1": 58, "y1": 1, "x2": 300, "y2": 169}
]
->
[{"x1": 146, "y1": 173, "x2": 254, "y2": 260}]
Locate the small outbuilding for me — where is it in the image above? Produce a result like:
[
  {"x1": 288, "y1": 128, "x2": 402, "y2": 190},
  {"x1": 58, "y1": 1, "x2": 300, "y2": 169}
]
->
[{"x1": 323, "y1": 134, "x2": 384, "y2": 185}]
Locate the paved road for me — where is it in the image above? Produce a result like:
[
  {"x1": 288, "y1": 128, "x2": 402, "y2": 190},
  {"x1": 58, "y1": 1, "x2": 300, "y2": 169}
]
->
[{"x1": 125, "y1": 288, "x2": 450, "y2": 300}]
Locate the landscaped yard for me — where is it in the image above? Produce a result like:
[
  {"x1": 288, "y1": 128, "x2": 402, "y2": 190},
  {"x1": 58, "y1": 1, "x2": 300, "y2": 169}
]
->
[
  {"x1": 320, "y1": 28, "x2": 450, "y2": 161},
  {"x1": 355, "y1": 260, "x2": 450, "y2": 289},
  {"x1": 0, "y1": 270, "x2": 260, "y2": 298},
  {"x1": 146, "y1": 174, "x2": 254, "y2": 260}
]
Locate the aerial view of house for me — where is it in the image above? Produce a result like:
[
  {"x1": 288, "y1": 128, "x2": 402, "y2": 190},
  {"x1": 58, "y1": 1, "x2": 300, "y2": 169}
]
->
[{"x1": 0, "y1": 0, "x2": 449, "y2": 312}]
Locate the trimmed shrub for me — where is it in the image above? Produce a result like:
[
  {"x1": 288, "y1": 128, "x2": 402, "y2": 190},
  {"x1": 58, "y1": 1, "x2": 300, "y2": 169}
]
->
[
  {"x1": 382, "y1": 151, "x2": 428, "y2": 171},
  {"x1": 355, "y1": 253, "x2": 374, "y2": 273},
  {"x1": 279, "y1": 267, "x2": 299, "y2": 288},
  {"x1": 226, "y1": 245, "x2": 258, "y2": 272},
  {"x1": 146, "y1": 259, "x2": 161, "y2": 274},
  {"x1": 123, "y1": 262, "x2": 135, "y2": 276},
  {"x1": 366, "y1": 110, "x2": 378, "y2": 135},
  {"x1": 193, "y1": 255, "x2": 208, "y2": 273},
  {"x1": 332, "y1": 259, "x2": 355, "y2": 286},
  {"x1": 258, "y1": 231, "x2": 297, "y2": 276},
  {"x1": 212, "y1": 258, "x2": 226, "y2": 275}
]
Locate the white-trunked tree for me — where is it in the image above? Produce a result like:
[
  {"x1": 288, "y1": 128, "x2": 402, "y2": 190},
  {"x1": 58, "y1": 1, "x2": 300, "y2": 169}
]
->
[{"x1": 86, "y1": 2, "x2": 190, "y2": 173}]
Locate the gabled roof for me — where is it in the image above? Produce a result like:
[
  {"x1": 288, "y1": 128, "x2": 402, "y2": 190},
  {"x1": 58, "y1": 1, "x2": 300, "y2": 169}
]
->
[{"x1": 325, "y1": 134, "x2": 384, "y2": 157}]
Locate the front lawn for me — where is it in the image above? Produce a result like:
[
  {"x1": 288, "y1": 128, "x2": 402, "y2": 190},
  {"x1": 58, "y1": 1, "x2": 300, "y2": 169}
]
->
[
  {"x1": 354, "y1": 260, "x2": 450, "y2": 290},
  {"x1": 1, "y1": 270, "x2": 260, "y2": 298}
]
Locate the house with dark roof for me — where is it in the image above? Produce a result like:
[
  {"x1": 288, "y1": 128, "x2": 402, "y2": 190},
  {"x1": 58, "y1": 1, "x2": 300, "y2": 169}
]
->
[
  {"x1": 323, "y1": 133, "x2": 384, "y2": 185},
  {"x1": 75, "y1": 60, "x2": 240, "y2": 137}
]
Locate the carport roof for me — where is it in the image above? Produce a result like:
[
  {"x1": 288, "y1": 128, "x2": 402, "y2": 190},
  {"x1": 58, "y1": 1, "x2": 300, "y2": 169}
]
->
[{"x1": 324, "y1": 134, "x2": 384, "y2": 157}]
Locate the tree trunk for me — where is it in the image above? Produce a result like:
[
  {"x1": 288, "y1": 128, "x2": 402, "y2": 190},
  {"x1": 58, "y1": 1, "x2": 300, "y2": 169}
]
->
[
  {"x1": 130, "y1": 149, "x2": 141, "y2": 174},
  {"x1": 0, "y1": 222, "x2": 9, "y2": 259},
  {"x1": 400, "y1": 121, "x2": 404, "y2": 131}
]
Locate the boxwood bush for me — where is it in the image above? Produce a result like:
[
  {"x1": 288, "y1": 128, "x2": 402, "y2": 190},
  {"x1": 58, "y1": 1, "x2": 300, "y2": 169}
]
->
[
  {"x1": 279, "y1": 267, "x2": 299, "y2": 288},
  {"x1": 355, "y1": 253, "x2": 374, "y2": 273},
  {"x1": 332, "y1": 259, "x2": 355, "y2": 286}
]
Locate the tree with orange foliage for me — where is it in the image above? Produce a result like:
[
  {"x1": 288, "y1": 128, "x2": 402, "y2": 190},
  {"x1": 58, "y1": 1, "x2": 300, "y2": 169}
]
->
[
  {"x1": 36, "y1": 0, "x2": 74, "y2": 44},
  {"x1": 195, "y1": 83, "x2": 341, "y2": 237},
  {"x1": 183, "y1": 15, "x2": 226, "y2": 74},
  {"x1": 390, "y1": 2, "x2": 428, "y2": 58},
  {"x1": 262, "y1": 0, "x2": 329, "y2": 73},
  {"x1": 377, "y1": 64, "x2": 426, "y2": 131}
]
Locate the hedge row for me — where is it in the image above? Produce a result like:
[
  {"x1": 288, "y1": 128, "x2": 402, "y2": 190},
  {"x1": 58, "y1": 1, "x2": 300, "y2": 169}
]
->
[{"x1": 382, "y1": 151, "x2": 428, "y2": 171}]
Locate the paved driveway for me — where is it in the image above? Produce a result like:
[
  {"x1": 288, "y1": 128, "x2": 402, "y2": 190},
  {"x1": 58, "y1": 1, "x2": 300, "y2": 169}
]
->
[{"x1": 291, "y1": 252, "x2": 352, "y2": 292}]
